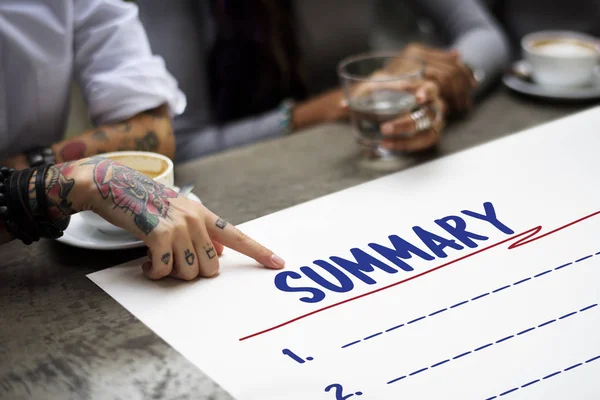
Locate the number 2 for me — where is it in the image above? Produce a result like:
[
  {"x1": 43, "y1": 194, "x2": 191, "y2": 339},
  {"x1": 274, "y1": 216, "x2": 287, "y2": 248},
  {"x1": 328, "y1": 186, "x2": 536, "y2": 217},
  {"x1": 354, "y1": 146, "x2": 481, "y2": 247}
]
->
[{"x1": 324, "y1": 383, "x2": 363, "y2": 399}]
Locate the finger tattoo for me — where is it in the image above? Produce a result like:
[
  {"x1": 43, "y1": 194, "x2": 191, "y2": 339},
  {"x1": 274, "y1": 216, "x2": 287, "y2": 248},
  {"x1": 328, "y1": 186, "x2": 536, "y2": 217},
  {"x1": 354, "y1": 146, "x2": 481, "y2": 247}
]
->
[
  {"x1": 161, "y1": 252, "x2": 171, "y2": 265},
  {"x1": 215, "y1": 218, "x2": 228, "y2": 229},
  {"x1": 184, "y1": 249, "x2": 195, "y2": 265},
  {"x1": 204, "y1": 244, "x2": 216, "y2": 260}
]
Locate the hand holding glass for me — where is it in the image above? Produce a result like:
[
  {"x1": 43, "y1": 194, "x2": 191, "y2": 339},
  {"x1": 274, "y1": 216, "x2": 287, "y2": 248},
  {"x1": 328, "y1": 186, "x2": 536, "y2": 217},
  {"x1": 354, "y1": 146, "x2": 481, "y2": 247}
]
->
[{"x1": 338, "y1": 53, "x2": 443, "y2": 157}]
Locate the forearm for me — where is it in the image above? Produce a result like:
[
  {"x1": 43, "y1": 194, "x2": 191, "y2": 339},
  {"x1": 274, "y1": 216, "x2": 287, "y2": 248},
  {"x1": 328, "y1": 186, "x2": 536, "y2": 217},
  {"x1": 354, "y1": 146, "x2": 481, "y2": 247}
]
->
[
  {"x1": 175, "y1": 110, "x2": 285, "y2": 162},
  {"x1": 175, "y1": 91, "x2": 347, "y2": 162},
  {"x1": 292, "y1": 89, "x2": 347, "y2": 131},
  {"x1": 51, "y1": 105, "x2": 175, "y2": 163}
]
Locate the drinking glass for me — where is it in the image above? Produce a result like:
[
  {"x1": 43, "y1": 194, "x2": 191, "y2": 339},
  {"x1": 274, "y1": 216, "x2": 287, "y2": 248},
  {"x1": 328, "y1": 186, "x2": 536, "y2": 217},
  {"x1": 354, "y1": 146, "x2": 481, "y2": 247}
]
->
[{"x1": 338, "y1": 53, "x2": 434, "y2": 159}]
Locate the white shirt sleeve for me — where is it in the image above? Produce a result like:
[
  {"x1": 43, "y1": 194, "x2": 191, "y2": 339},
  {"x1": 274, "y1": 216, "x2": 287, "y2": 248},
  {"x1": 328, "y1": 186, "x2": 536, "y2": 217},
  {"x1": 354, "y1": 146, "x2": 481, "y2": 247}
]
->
[
  {"x1": 405, "y1": 0, "x2": 512, "y2": 95},
  {"x1": 72, "y1": 0, "x2": 186, "y2": 125}
]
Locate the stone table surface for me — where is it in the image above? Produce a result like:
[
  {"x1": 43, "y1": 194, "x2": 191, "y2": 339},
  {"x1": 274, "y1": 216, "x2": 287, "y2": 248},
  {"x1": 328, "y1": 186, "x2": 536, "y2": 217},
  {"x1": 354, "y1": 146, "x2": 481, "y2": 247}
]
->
[{"x1": 0, "y1": 88, "x2": 594, "y2": 400}]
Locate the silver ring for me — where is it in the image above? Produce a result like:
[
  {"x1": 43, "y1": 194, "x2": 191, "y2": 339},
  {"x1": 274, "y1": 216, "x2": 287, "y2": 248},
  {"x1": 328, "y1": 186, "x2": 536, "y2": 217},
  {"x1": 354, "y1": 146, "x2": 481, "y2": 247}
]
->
[{"x1": 410, "y1": 108, "x2": 432, "y2": 132}]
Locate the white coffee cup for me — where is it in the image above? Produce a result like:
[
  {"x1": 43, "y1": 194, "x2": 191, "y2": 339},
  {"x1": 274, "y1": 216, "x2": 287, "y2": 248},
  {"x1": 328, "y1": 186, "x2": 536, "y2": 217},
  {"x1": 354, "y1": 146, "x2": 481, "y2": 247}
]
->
[
  {"x1": 522, "y1": 31, "x2": 600, "y2": 87},
  {"x1": 79, "y1": 151, "x2": 174, "y2": 235}
]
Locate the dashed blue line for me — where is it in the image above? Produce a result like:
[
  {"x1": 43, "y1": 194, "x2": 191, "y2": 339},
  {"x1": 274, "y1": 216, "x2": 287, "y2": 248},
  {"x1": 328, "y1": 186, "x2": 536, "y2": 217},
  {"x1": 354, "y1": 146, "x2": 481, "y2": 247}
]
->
[
  {"x1": 496, "y1": 335, "x2": 514, "y2": 343},
  {"x1": 363, "y1": 332, "x2": 382, "y2": 340},
  {"x1": 555, "y1": 262, "x2": 572, "y2": 270},
  {"x1": 341, "y1": 340, "x2": 361, "y2": 349},
  {"x1": 516, "y1": 327, "x2": 535, "y2": 336},
  {"x1": 521, "y1": 379, "x2": 539, "y2": 388},
  {"x1": 453, "y1": 351, "x2": 472, "y2": 360},
  {"x1": 387, "y1": 303, "x2": 597, "y2": 387},
  {"x1": 475, "y1": 343, "x2": 493, "y2": 351},
  {"x1": 409, "y1": 367, "x2": 428, "y2": 376},
  {"x1": 485, "y1": 353, "x2": 600, "y2": 398},
  {"x1": 586, "y1": 355, "x2": 600, "y2": 363},
  {"x1": 564, "y1": 363, "x2": 582, "y2": 371},
  {"x1": 493, "y1": 285, "x2": 511, "y2": 293},
  {"x1": 407, "y1": 316, "x2": 426, "y2": 325},
  {"x1": 538, "y1": 319, "x2": 556, "y2": 328},
  {"x1": 385, "y1": 324, "x2": 404, "y2": 332},
  {"x1": 513, "y1": 277, "x2": 531, "y2": 285},
  {"x1": 429, "y1": 308, "x2": 447, "y2": 316},
  {"x1": 431, "y1": 359, "x2": 450, "y2": 368},
  {"x1": 499, "y1": 388, "x2": 519, "y2": 396},
  {"x1": 472, "y1": 293, "x2": 490, "y2": 301},
  {"x1": 559, "y1": 312, "x2": 577, "y2": 320},
  {"x1": 542, "y1": 371, "x2": 561, "y2": 379},
  {"x1": 386, "y1": 376, "x2": 406, "y2": 385},
  {"x1": 580, "y1": 304, "x2": 598, "y2": 312},
  {"x1": 343, "y1": 250, "x2": 597, "y2": 350},
  {"x1": 451, "y1": 300, "x2": 469, "y2": 308}
]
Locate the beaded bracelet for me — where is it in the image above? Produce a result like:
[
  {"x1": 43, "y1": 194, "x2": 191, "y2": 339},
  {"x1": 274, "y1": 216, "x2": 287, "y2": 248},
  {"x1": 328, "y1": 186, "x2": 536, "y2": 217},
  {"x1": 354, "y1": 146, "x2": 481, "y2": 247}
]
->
[{"x1": 279, "y1": 98, "x2": 295, "y2": 135}]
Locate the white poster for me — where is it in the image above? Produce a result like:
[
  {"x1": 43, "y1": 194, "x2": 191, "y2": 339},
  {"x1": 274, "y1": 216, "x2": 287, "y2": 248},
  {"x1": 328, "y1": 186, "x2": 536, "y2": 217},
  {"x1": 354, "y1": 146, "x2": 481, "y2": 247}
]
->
[{"x1": 90, "y1": 107, "x2": 600, "y2": 400}]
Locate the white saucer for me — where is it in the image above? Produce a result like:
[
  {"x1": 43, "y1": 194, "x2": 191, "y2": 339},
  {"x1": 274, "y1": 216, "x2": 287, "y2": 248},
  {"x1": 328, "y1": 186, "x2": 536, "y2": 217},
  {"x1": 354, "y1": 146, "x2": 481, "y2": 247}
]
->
[
  {"x1": 503, "y1": 60, "x2": 600, "y2": 100},
  {"x1": 56, "y1": 189, "x2": 202, "y2": 251}
]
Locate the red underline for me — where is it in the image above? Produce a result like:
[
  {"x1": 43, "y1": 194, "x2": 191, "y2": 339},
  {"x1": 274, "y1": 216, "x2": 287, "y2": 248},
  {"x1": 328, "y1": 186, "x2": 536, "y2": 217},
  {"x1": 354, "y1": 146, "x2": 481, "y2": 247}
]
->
[{"x1": 238, "y1": 210, "x2": 600, "y2": 342}]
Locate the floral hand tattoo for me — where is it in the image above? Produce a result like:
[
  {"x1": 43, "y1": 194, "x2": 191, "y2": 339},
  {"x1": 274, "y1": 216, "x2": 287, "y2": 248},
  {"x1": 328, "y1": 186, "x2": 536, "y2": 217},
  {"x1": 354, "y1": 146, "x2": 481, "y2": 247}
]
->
[{"x1": 84, "y1": 158, "x2": 178, "y2": 235}]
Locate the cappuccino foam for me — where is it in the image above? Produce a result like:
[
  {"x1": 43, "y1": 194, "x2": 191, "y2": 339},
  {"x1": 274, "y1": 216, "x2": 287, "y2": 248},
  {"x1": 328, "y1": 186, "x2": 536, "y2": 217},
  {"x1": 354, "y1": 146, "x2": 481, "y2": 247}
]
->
[{"x1": 534, "y1": 41, "x2": 597, "y2": 57}]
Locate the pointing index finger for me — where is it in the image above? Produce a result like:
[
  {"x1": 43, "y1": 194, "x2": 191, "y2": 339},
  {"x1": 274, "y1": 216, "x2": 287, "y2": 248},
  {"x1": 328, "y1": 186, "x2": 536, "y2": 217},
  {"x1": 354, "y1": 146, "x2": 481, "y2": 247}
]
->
[{"x1": 209, "y1": 215, "x2": 285, "y2": 270}]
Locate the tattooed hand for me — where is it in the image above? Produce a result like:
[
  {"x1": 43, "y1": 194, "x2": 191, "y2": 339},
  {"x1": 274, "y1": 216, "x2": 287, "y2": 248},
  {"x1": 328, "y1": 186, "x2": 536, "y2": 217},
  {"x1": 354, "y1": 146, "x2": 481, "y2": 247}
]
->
[
  {"x1": 83, "y1": 158, "x2": 178, "y2": 235},
  {"x1": 47, "y1": 157, "x2": 285, "y2": 280}
]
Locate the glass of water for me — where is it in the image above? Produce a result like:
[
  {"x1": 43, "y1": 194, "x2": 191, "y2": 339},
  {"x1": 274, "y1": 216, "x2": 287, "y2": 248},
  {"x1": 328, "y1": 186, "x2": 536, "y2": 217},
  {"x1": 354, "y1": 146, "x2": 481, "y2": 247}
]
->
[{"x1": 338, "y1": 53, "x2": 430, "y2": 159}]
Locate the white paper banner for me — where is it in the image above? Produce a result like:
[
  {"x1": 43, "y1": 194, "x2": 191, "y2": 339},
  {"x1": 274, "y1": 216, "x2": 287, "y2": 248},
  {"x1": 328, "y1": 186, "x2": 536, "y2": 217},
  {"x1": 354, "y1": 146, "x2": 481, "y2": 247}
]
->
[{"x1": 90, "y1": 107, "x2": 600, "y2": 400}]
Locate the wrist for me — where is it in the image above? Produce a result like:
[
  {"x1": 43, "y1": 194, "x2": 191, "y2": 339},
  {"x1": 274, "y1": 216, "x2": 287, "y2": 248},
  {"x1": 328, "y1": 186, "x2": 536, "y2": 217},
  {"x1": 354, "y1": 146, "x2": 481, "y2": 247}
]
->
[
  {"x1": 65, "y1": 160, "x2": 106, "y2": 214},
  {"x1": 73, "y1": 168, "x2": 97, "y2": 213},
  {"x1": 321, "y1": 90, "x2": 347, "y2": 122},
  {"x1": 292, "y1": 90, "x2": 347, "y2": 131},
  {"x1": 44, "y1": 163, "x2": 82, "y2": 218}
]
